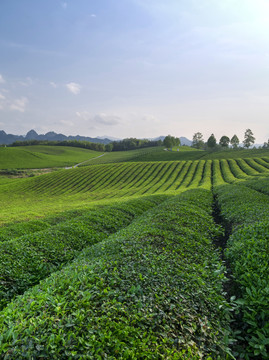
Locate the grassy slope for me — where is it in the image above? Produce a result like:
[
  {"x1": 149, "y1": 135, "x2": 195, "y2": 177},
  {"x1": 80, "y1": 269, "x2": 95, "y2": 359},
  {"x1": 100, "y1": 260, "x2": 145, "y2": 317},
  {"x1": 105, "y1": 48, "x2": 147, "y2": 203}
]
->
[
  {"x1": 86, "y1": 146, "x2": 205, "y2": 164},
  {"x1": 1, "y1": 145, "x2": 269, "y2": 358},
  {"x1": 83, "y1": 147, "x2": 269, "y2": 165},
  {"x1": 0, "y1": 146, "x2": 103, "y2": 169},
  {"x1": 0, "y1": 145, "x2": 269, "y2": 225},
  {"x1": 0, "y1": 159, "x2": 269, "y2": 225},
  {"x1": 200, "y1": 147, "x2": 269, "y2": 160}
]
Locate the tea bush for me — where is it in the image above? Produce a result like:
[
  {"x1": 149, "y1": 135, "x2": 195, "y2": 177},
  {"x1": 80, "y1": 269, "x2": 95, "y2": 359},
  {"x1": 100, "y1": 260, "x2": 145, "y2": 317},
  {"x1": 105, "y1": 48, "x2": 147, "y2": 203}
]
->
[
  {"x1": 0, "y1": 195, "x2": 167, "y2": 310},
  {"x1": 214, "y1": 184, "x2": 269, "y2": 359},
  {"x1": 0, "y1": 189, "x2": 234, "y2": 359}
]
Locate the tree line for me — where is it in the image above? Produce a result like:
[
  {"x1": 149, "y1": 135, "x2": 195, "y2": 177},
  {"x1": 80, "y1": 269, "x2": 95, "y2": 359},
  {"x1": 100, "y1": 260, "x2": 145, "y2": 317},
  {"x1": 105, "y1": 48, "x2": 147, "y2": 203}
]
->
[
  {"x1": 192, "y1": 129, "x2": 268, "y2": 150},
  {"x1": 5, "y1": 130, "x2": 269, "y2": 152},
  {"x1": 8, "y1": 137, "x2": 169, "y2": 152}
]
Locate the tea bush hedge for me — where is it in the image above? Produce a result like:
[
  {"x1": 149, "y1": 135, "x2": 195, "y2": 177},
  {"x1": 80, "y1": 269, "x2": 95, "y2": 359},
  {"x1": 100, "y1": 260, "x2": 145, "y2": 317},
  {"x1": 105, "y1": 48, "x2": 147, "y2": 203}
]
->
[
  {"x1": 0, "y1": 195, "x2": 167, "y2": 310},
  {"x1": 214, "y1": 184, "x2": 269, "y2": 359},
  {"x1": 0, "y1": 189, "x2": 234, "y2": 359}
]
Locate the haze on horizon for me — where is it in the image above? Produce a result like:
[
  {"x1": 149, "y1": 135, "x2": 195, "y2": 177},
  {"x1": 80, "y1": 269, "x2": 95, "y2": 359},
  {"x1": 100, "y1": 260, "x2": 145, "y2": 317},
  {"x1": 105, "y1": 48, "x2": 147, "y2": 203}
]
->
[{"x1": 0, "y1": 0, "x2": 269, "y2": 144}]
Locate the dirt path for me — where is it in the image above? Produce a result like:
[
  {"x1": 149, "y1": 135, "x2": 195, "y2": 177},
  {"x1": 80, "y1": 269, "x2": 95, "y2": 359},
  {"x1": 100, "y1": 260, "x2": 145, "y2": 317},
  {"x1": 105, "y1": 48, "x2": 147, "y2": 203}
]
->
[{"x1": 65, "y1": 153, "x2": 106, "y2": 169}]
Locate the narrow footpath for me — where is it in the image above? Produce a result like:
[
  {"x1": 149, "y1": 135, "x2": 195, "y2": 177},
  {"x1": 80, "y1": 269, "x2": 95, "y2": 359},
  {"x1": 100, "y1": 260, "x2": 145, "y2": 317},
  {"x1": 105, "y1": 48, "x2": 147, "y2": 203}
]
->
[{"x1": 65, "y1": 153, "x2": 106, "y2": 169}]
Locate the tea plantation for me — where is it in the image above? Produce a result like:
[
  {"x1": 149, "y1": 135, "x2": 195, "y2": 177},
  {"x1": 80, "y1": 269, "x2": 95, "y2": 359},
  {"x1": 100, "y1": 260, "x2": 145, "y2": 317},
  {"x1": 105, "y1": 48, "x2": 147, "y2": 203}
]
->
[{"x1": 0, "y1": 145, "x2": 269, "y2": 359}]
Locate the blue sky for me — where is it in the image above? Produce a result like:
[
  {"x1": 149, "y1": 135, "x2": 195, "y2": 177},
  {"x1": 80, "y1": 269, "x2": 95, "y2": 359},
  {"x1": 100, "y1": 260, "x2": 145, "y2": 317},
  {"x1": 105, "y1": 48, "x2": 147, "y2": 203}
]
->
[{"x1": 0, "y1": 0, "x2": 269, "y2": 143}]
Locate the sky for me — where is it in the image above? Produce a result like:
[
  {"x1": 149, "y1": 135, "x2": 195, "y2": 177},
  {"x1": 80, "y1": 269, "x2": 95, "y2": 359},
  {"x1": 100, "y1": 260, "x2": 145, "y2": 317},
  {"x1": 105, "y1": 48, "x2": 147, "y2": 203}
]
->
[{"x1": 0, "y1": 0, "x2": 269, "y2": 143}]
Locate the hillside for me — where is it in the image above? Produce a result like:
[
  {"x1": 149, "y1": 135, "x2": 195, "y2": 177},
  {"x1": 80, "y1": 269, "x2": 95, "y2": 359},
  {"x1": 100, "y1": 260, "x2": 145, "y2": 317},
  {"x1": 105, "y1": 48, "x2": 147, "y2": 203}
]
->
[
  {"x1": 0, "y1": 145, "x2": 103, "y2": 170},
  {"x1": 0, "y1": 145, "x2": 269, "y2": 358}
]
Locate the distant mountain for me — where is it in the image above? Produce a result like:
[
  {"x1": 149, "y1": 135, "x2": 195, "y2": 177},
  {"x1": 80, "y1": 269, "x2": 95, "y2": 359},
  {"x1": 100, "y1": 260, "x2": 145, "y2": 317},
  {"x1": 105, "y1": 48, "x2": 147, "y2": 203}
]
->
[
  {"x1": 0, "y1": 130, "x2": 193, "y2": 147},
  {"x1": 179, "y1": 137, "x2": 192, "y2": 146},
  {"x1": 0, "y1": 130, "x2": 112, "y2": 145},
  {"x1": 97, "y1": 135, "x2": 121, "y2": 141}
]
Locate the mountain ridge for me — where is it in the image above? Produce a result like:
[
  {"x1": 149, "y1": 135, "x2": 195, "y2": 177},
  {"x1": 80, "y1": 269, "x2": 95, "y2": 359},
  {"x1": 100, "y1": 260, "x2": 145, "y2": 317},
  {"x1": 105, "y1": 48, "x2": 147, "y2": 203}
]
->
[
  {"x1": 0, "y1": 130, "x2": 192, "y2": 146},
  {"x1": 0, "y1": 130, "x2": 111, "y2": 145}
]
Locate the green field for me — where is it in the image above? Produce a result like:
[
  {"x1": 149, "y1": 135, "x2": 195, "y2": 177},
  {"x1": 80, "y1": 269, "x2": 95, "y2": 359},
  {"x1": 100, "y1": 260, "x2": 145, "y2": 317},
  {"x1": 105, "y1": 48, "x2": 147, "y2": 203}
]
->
[
  {"x1": 0, "y1": 145, "x2": 103, "y2": 169},
  {"x1": 0, "y1": 145, "x2": 269, "y2": 358}
]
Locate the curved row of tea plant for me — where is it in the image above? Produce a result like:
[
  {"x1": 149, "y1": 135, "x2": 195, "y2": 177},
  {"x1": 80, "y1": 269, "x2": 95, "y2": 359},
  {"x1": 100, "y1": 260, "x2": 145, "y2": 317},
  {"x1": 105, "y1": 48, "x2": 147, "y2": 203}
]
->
[
  {"x1": 7, "y1": 158, "x2": 269, "y2": 198},
  {"x1": 214, "y1": 184, "x2": 269, "y2": 359},
  {"x1": 0, "y1": 219, "x2": 51, "y2": 242},
  {"x1": 0, "y1": 189, "x2": 234, "y2": 359},
  {"x1": 241, "y1": 175, "x2": 269, "y2": 197},
  {"x1": 1, "y1": 157, "x2": 269, "y2": 225},
  {"x1": 0, "y1": 195, "x2": 167, "y2": 310},
  {"x1": 0, "y1": 207, "x2": 101, "y2": 243}
]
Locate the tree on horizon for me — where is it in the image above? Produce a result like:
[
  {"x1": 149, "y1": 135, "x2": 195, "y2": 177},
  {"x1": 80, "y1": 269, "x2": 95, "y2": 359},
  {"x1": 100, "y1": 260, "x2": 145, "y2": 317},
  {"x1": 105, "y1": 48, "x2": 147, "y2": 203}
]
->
[
  {"x1": 207, "y1": 134, "x2": 217, "y2": 149},
  {"x1": 230, "y1": 134, "x2": 240, "y2": 148},
  {"x1": 219, "y1": 135, "x2": 230, "y2": 148},
  {"x1": 243, "y1": 129, "x2": 255, "y2": 148},
  {"x1": 192, "y1": 132, "x2": 204, "y2": 149}
]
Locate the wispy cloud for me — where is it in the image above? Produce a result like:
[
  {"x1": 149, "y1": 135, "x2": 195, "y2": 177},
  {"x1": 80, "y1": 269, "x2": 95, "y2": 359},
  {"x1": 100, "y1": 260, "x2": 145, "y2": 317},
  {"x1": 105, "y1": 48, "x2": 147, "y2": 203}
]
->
[
  {"x1": 66, "y1": 82, "x2": 81, "y2": 95},
  {"x1": 76, "y1": 112, "x2": 121, "y2": 127},
  {"x1": 0, "y1": 74, "x2": 5, "y2": 84},
  {"x1": 10, "y1": 97, "x2": 28, "y2": 112},
  {"x1": 90, "y1": 14, "x2": 97, "y2": 17},
  {"x1": 61, "y1": 2, "x2": 67, "y2": 9},
  {"x1": 50, "y1": 81, "x2": 58, "y2": 88},
  {"x1": 93, "y1": 113, "x2": 120, "y2": 126},
  {"x1": 60, "y1": 119, "x2": 74, "y2": 126},
  {"x1": 18, "y1": 77, "x2": 34, "y2": 87},
  {"x1": 0, "y1": 40, "x2": 65, "y2": 57}
]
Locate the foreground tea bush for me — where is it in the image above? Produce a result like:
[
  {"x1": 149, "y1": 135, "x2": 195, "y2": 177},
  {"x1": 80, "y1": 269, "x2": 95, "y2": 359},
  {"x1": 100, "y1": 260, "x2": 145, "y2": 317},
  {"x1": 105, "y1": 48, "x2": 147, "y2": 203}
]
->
[
  {"x1": 0, "y1": 204, "x2": 142, "y2": 243},
  {"x1": 0, "y1": 195, "x2": 167, "y2": 310},
  {"x1": 214, "y1": 184, "x2": 269, "y2": 230},
  {"x1": 0, "y1": 189, "x2": 234, "y2": 359},
  {"x1": 226, "y1": 222, "x2": 269, "y2": 359},
  {"x1": 0, "y1": 219, "x2": 51, "y2": 242},
  {"x1": 214, "y1": 184, "x2": 269, "y2": 359},
  {"x1": 242, "y1": 175, "x2": 269, "y2": 197}
]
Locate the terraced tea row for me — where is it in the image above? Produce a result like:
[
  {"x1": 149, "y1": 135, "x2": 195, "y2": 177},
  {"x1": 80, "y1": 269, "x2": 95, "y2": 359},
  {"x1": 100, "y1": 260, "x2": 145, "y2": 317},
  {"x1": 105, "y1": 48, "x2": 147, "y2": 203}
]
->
[
  {"x1": 0, "y1": 195, "x2": 167, "y2": 310},
  {"x1": 10, "y1": 158, "x2": 269, "y2": 198},
  {"x1": 0, "y1": 189, "x2": 233, "y2": 359},
  {"x1": 214, "y1": 184, "x2": 269, "y2": 359},
  {"x1": 1, "y1": 157, "x2": 268, "y2": 225}
]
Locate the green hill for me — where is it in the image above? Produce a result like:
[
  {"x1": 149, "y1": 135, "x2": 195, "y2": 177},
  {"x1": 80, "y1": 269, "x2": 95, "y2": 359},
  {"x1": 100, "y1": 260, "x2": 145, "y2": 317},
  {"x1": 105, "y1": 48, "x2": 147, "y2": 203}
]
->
[
  {"x1": 1, "y1": 145, "x2": 269, "y2": 358},
  {"x1": 0, "y1": 145, "x2": 103, "y2": 169}
]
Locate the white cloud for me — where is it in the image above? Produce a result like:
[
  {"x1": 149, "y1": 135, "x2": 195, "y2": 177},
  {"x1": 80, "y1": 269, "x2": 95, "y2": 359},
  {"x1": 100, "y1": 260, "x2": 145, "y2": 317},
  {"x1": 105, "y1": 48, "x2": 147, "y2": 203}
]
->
[
  {"x1": 61, "y1": 2, "x2": 67, "y2": 9},
  {"x1": 0, "y1": 74, "x2": 5, "y2": 84},
  {"x1": 93, "y1": 113, "x2": 120, "y2": 126},
  {"x1": 10, "y1": 97, "x2": 28, "y2": 112},
  {"x1": 50, "y1": 81, "x2": 58, "y2": 88},
  {"x1": 18, "y1": 77, "x2": 34, "y2": 87},
  {"x1": 76, "y1": 112, "x2": 121, "y2": 127},
  {"x1": 66, "y1": 82, "x2": 81, "y2": 95},
  {"x1": 60, "y1": 119, "x2": 74, "y2": 126},
  {"x1": 0, "y1": 93, "x2": 6, "y2": 100},
  {"x1": 90, "y1": 14, "x2": 97, "y2": 17},
  {"x1": 142, "y1": 114, "x2": 160, "y2": 123}
]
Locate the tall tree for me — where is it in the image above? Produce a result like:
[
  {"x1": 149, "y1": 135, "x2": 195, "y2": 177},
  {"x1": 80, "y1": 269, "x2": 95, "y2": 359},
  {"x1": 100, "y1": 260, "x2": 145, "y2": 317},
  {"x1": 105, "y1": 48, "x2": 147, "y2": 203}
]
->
[
  {"x1": 262, "y1": 139, "x2": 269, "y2": 149},
  {"x1": 192, "y1": 132, "x2": 204, "y2": 149},
  {"x1": 243, "y1": 129, "x2": 255, "y2": 148},
  {"x1": 163, "y1": 135, "x2": 180, "y2": 149},
  {"x1": 207, "y1": 134, "x2": 217, "y2": 149},
  {"x1": 230, "y1": 134, "x2": 239, "y2": 149},
  {"x1": 219, "y1": 135, "x2": 230, "y2": 148}
]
